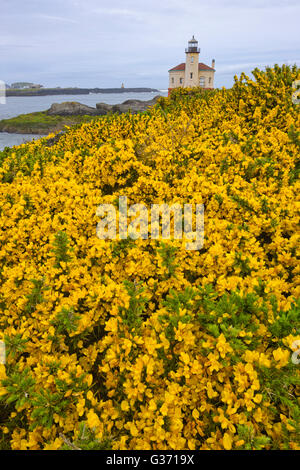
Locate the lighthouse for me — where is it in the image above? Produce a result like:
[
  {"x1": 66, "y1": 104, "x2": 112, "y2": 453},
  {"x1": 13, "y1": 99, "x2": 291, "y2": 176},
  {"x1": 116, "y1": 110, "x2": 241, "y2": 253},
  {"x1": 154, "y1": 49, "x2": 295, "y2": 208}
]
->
[
  {"x1": 184, "y1": 36, "x2": 201, "y2": 88},
  {"x1": 168, "y1": 36, "x2": 215, "y2": 94}
]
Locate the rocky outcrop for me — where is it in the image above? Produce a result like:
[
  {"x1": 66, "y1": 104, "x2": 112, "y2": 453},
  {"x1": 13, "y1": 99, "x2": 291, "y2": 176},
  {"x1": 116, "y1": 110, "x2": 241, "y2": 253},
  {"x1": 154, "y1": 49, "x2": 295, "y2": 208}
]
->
[
  {"x1": 47, "y1": 102, "x2": 99, "y2": 116},
  {"x1": 110, "y1": 96, "x2": 161, "y2": 114},
  {"x1": 95, "y1": 96, "x2": 163, "y2": 115},
  {"x1": 47, "y1": 96, "x2": 162, "y2": 117},
  {"x1": 0, "y1": 96, "x2": 163, "y2": 135},
  {"x1": 95, "y1": 102, "x2": 113, "y2": 115}
]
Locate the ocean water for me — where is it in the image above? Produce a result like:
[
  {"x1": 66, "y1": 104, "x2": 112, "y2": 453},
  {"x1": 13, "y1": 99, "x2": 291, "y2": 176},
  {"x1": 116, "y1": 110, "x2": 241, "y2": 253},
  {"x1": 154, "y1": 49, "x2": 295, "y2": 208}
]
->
[
  {"x1": 0, "y1": 132, "x2": 43, "y2": 150},
  {"x1": 0, "y1": 91, "x2": 168, "y2": 150}
]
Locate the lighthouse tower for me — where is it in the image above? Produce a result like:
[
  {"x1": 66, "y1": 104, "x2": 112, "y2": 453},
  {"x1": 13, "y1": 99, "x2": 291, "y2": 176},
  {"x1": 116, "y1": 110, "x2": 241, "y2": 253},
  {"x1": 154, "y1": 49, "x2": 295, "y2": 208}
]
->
[
  {"x1": 184, "y1": 36, "x2": 200, "y2": 88},
  {"x1": 168, "y1": 36, "x2": 215, "y2": 94}
]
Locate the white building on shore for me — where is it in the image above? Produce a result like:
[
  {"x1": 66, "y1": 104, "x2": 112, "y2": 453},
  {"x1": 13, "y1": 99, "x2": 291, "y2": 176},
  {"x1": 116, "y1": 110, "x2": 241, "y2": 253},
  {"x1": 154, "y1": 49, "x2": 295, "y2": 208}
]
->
[{"x1": 168, "y1": 36, "x2": 215, "y2": 94}]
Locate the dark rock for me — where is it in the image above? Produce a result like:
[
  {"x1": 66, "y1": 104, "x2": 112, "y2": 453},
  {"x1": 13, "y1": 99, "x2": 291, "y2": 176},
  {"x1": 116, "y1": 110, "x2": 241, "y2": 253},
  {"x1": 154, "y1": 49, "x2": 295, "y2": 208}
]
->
[
  {"x1": 111, "y1": 96, "x2": 161, "y2": 114},
  {"x1": 47, "y1": 101, "x2": 98, "y2": 116},
  {"x1": 45, "y1": 130, "x2": 66, "y2": 147},
  {"x1": 46, "y1": 96, "x2": 162, "y2": 117},
  {"x1": 95, "y1": 102, "x2": 113, "y2": 115}
]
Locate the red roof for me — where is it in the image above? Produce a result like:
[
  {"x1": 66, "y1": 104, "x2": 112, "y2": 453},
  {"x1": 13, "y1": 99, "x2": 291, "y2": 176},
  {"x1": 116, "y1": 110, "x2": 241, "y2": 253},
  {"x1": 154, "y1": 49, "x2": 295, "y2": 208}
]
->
[{"x1": 169, "y1": 62, "x2": 215, "y2": 72}]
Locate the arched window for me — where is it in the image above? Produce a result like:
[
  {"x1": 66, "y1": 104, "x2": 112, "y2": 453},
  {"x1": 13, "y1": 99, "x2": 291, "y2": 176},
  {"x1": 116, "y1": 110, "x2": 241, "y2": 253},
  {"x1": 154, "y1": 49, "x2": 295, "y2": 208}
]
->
[{"x1": 199, "y1": 76, "x2": 205, "y2": 87}]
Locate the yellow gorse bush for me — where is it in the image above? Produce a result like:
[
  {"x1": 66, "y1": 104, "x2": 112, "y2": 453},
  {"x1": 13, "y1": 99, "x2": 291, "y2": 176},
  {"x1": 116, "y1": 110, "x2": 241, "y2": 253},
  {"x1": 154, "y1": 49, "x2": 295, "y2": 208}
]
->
[{"x1": 0, "y1": 64, "x2": 299, "y2": 450}]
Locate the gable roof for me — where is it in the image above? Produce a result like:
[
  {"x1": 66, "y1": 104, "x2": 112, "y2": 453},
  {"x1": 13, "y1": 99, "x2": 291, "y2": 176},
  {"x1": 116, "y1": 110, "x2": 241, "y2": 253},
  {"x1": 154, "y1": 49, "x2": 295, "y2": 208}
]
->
[{"x1": 169, "y1": 62, "x2": 215, "y2": 72}]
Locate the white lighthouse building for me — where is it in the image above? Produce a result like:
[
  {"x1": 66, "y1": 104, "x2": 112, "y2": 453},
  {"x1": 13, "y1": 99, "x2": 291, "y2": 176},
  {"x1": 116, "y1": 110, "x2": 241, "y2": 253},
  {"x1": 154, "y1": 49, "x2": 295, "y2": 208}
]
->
[{"x1": 168, "y1": 36, "x2": 215, "y2": 94}]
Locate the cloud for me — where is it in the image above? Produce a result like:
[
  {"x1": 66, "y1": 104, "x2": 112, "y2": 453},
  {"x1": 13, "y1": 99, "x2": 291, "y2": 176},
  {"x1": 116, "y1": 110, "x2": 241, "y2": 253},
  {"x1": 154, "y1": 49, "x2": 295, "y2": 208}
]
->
[
  {"x1": 0, "y1": 0, "x2": 299, "y2": 88},
  {"x1": 34, "y1": 14, "x2": 78, "y2": 23},
  {"x1": 92, "y1": 8, "x2": 142, "y2": 17}
]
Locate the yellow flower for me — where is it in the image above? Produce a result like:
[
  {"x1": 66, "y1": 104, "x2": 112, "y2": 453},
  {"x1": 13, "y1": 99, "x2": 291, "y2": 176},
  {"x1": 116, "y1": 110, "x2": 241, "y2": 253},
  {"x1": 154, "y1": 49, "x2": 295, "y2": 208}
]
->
[
  {"x1": 76, "y1": 398, "x2": 85, "y2": 417},
  {"x1": 0, "y1": 64, "x2": 299, "y2": 450},
  {"x1": 207, "y1": 382, "x2": 218, "y2": 399},
  {"x1": 129, "y1": 422, "x2": 139, "y2": 437},
  {"x1": 121, "y1": 400, "x2": 129, "y2": 412},
  {"x1": 253, "y1": 393, "x2": 262, "y2": 404},
  {"x1": 87, "y1": 409, "x2": 101, "y2": 430},
  {"x1": 180, "y1": 352, "x2": 190, "y2": 365},
  {"x1": 223, "y1": 432, "x2": 233, "y2": 450},
  {"x1": 273, "y1": 348, "x2": 290, "y2": 368},
  {"x1": 44, "y1": 438, "x2": 63, "y2": 450}
]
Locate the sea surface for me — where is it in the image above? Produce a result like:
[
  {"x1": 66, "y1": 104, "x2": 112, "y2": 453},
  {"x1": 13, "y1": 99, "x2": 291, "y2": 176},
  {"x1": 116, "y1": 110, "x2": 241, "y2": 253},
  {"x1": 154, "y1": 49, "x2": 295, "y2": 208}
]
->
[{"x1": 0, "y1": 90, "x2": 168, "y2": 150}]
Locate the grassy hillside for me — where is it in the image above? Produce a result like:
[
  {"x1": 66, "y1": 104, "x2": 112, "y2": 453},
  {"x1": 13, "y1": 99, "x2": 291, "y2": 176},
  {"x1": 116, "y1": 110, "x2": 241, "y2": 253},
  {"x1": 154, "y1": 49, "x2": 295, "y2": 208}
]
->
[
  {"x1": 0, "y1": 111, "x2": 98, "y2": 134},
  {"x1": 0, "y1": 65, "x2": 299, "y2": 450}
]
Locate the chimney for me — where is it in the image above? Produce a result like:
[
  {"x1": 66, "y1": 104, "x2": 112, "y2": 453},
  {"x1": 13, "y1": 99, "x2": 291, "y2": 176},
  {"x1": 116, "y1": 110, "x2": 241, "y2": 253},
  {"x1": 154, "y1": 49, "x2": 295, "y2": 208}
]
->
[{"x1": 212, "y1": 59, "x2": 215, "y2": 69}]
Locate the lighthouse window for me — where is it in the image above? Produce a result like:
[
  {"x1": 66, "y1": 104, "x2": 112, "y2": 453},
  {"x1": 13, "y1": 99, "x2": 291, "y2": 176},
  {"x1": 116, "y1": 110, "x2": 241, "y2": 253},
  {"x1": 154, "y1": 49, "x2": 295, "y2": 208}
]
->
[
  {"x1": 190, "y1": 72, "x2": 193, "y2": 79},
  {"x1": 191, "y1": 57, "x2": 194, "y2": 63},
  {"x1": 180, "y1": 78, "x2": 183, "y2": 84}
]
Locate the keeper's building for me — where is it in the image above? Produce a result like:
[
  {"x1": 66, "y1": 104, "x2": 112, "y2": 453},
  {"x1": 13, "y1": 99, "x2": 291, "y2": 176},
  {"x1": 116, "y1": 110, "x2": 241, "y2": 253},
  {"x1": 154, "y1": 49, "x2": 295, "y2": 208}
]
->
[{"x1": 168, "y1": 36, "x2": 215, "y2": 94}]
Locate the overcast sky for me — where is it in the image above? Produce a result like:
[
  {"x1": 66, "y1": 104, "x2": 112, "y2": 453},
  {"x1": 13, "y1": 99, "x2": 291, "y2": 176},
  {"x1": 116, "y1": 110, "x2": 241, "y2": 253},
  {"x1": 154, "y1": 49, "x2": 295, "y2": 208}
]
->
[{"x1": 1, "y1": 0, "x2": 299, "y2": 89}]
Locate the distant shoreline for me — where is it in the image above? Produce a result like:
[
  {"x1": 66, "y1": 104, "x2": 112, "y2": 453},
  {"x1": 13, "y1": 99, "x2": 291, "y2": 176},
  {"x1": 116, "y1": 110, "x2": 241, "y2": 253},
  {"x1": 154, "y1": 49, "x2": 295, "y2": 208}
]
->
[{"x1": 6, "y1": 87, "x2": 159, "y2": 97}]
